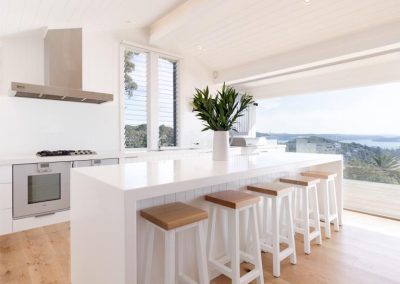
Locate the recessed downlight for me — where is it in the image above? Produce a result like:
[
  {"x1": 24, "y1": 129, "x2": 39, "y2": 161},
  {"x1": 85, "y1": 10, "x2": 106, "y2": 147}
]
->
[{"x1": 304, "y1": 0, "x2": 311, "y2": 4}]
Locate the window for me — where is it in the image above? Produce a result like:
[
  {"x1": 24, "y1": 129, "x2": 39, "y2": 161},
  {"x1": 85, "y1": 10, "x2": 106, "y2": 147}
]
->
[
  {"x1": 124, "y1": 50, "x2": 149, "y2": 148},
  {"x1": 256, "y1": 82, "x2": 400, "y2": 219},
  {"x1": 122, "y1": 45, "x2": 180, "y2": 150},
  {"x1": 158, "y1": 57, "x2": 178, "y2": 147}
]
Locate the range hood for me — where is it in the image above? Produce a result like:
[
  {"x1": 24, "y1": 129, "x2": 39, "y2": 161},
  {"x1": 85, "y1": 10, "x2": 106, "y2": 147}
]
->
[{"x1": 11, "y1": 28, "x2": 113, "y2": 104}]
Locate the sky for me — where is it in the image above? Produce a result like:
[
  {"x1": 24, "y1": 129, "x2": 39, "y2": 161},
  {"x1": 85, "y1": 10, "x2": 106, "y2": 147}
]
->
[{"x1": 256, "y1": 82, "x2": 400, "y2": 135}]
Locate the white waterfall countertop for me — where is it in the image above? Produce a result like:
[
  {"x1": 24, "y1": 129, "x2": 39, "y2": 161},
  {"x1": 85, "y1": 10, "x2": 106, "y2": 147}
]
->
[
  {"x1": 71, "y1": 152, "x2": 343, "y2": 284},
  {"x1": 71, "y1": 152, "x2": 342, "y2": 198}
]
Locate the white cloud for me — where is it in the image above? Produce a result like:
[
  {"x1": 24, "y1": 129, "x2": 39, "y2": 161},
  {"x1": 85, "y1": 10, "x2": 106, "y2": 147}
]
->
[{"x1": 256, "y1": 82, "x2": 400, "y2": 135}]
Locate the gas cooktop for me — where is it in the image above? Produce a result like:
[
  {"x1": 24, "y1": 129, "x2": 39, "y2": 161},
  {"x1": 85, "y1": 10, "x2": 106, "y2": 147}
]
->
[{"x1": 36, "y1": 150, "x2": 97, "y2": 157}]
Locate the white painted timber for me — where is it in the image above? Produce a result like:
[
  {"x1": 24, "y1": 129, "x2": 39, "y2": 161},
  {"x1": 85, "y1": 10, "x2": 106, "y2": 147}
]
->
[
  {"x1": 0, "y1": 165, "x2": 12, "y2": 183},
  {"x1": 0, "y1": 183, "x2": 12, "y2": 209},
  {"x1": 70, "y1": 152, "x2": 343, "y2": 284},
  {"x1": 12, "y1": 210, "x2": 70, "y2": 233},
  {"x1": 0, "y1": 209, "x2": 12, "y2": 235}
]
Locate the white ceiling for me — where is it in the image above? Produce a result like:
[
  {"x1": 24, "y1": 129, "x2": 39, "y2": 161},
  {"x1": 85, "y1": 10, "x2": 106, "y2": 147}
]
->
[
  {"x1": 1, "y1": 0, "x2": 400, "y2": 74},
  {"x1": 150, "y1": 0, "x2": 400, "y2": 71},
  {"x1": 0, "y1": 0, "x2": 185, "y2": 37}
]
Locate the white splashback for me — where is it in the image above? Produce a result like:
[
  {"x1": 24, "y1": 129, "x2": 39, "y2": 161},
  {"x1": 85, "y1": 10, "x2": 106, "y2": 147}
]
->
[{"x1": 0, "y1": 30, "x2": 214, "y2": 155}]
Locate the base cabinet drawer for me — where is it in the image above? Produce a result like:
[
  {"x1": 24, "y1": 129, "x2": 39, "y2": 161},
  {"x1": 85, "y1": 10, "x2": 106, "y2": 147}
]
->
[
  {"x1": 0, "y1": 209, "x2": 12, "y2": 235},
  {"x1": 0, "y1": 183, "x2": 12, "y2": 209},
  {"x1": 13, "y1": 210, "x2": 70, "y2": 233}
]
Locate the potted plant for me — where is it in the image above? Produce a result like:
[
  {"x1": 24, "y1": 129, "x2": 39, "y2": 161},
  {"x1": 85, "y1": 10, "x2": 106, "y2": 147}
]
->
[{"x1": 192, "y1": 83, "x2": 254, "y2": 161}]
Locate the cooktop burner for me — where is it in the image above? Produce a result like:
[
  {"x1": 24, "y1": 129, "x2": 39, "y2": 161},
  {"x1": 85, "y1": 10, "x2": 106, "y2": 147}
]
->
[{"x1": 36, "y1": 150, "x2": 97, "y2": 157}]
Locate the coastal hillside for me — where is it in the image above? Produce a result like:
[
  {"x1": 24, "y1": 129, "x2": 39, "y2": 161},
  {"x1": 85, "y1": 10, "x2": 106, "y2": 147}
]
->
[{"x1": 258, "y1": 133, "x2": 400, "y2": 184}]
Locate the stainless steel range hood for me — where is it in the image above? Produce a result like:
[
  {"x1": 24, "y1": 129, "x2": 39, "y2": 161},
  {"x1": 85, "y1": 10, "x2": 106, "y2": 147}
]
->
[{"x1": 11, "y1": 28, "x2": 113, "y2": 104}]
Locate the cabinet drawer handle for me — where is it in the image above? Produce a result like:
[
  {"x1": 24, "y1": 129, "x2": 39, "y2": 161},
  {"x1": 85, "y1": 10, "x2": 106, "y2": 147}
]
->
[{"x1": 34, "y1": 212, "x2": 56, "y2": 218}]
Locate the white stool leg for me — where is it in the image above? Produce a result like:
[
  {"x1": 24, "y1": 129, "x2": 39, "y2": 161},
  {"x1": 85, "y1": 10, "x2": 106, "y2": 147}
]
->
[
  {"x1": 228, "y1": 209, "x2": 240, "y2": 284},
  {"x1": 323, "y1": 180, "x2": 331, "y2": 238},
  {"x1": 222, "y1": 208, "x2": 230, "y2": 258},
  {"x1": 177, "y1": 230, "x2": 184, "y2": 280},
  {"x1": 144, "y1": 224, "x2": 155, "y2": 284},
  {"x1": 311, "y1": 185, "x2": 322, "y2": 245},
  {"x1": 250, "y1": 204, "x2": 264, "y2": 284},
  {"x1": 302, "y1": 186, "x2": 311, "y2": 254},
  {"x1": 263, "y1": 197, "x2": 269, "y2": 240},
  {"x1": 279, "y1": 197, "x2": 287, "y2": 239},
  {"x1": 285, "y1": 195, "x2": 297, "y2": 265},
  {"x1": 164, "y1": 230, "x2": 176, "y2": 284},
  {"x1": 196, "y1": 221, "x2": 209, "y2": 284},
  {"x1": 330, "y1": 179, "x2": 340, "y2": 232},
  {"x1": 207, "y1": 206, "x2": 217, "y2": 261},
  {"x1": 271, "y1": 197, "x2": 280, "y2": 277}
]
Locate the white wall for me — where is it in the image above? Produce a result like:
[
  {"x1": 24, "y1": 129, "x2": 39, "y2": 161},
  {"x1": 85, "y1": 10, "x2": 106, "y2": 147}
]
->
[{"x1": 0, "y1": 29, "x2": 214, "y2": 155}]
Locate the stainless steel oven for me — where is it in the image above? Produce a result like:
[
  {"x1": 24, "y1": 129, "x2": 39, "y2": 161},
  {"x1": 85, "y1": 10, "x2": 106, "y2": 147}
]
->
[{"x1": 13, "y1": 162, "x2": 71, "y2": 219}]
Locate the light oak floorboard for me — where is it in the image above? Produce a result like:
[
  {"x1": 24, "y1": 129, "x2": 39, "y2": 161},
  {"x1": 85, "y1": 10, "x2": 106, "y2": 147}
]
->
[{"x1": 1, "y1": 211, "x2": 399, "y2": 284}]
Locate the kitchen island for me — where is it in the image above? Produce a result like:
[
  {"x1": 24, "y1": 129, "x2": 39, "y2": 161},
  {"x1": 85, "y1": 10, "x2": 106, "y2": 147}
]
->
[{"x1": 70, "y1": 152, "x2": 343, "y2": 284}]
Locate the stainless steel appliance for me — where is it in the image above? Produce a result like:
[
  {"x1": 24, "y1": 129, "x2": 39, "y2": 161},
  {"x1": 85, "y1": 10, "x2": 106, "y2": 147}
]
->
[
  {"x1": 13, "y1": 150, "x2": 119, "y2": 219},
  {"x1": 36, "y1": 150, "x2": 97, "y2": 157},
  {"x1": 13, "y1": 162, "x2": 71, "y2": 219},
  {"x1": 72, "y1": 158, "x2": 119, "y2": 168}
]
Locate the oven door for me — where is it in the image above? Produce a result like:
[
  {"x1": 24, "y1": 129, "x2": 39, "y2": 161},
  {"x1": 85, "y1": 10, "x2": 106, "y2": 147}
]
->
[{"x1": 13, "y1": 162, "x2": 71, "y2": 219}]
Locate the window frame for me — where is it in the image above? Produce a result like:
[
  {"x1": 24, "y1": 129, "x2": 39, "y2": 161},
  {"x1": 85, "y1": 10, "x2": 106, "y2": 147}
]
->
[
  {"x1": 120, "y1": 43, "x2": 181, "y2": 152},
  {"x1": 157, "y1": 55, "x2": 179, "y2": 148}
]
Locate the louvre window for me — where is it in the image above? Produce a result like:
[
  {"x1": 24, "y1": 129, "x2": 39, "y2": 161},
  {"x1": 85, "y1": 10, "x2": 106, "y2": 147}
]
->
[
  {"x1": 124, "y1": 50, "x2": 149, "y2": 148},
  {"x1": 122, "y1": 45, "x2": 180, "y2": 150},
  {"x1": 158, "y1": 57, "x2": 178, "y2": 147}
]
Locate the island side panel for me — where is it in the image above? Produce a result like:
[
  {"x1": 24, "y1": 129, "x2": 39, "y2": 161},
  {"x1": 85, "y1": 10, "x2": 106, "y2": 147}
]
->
[
  {"x1": 134, "y1": 170, "x2": 293, "y2": 283},
  {"x1": 71, "y1": 170, "x2": 126, "y2": 284}
]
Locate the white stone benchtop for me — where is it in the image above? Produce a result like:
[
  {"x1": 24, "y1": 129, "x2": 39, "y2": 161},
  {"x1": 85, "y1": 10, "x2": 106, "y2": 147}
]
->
[{"x1": 71, "y1": 152, "x2": 342, "y2": 198}]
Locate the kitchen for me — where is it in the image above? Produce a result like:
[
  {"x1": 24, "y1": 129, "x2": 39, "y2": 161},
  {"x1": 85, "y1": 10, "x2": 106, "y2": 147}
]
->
[{"x1": 1, "y1": 1, "x2": 400, "y2": 284}]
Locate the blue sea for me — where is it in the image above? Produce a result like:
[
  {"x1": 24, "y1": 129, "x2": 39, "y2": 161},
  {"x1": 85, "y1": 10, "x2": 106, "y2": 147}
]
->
[{"x1": 339, "y1": 139, "x2": 400, "y2": 149}]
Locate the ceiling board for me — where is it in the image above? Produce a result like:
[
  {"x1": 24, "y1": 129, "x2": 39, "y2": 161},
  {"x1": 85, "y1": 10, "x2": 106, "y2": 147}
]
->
[{"x1": 151, "y1": 0, "x2": 400, "y2": 71}]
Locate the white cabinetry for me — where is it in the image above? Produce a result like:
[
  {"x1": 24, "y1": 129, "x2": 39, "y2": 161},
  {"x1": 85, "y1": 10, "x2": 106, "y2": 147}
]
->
[
  {"x1": 0, "y1": 209, "x2": 12, "y2": 235},
  {"x1": 0, "y1": 165, "x2": 12, "y2": 235},
  {"x1": 0, "y1": 184, "x2": 12, "y2": 209}
]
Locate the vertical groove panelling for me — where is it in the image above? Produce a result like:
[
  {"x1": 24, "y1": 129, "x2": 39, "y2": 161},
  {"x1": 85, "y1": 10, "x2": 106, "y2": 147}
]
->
[{"x1": 136, "y1": 168, "x2": 304, "y2": 283}]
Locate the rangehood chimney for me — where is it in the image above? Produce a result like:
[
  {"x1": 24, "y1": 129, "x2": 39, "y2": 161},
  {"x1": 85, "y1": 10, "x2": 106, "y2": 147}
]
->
[{"x1": 11, "y1": 28, "x2": 113, "y2": 104}]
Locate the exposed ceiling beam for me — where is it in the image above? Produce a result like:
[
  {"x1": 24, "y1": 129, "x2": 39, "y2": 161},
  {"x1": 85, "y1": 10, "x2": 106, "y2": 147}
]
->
[
  {"x1": 216, "y1": 21, "x2": 400, "y2": 85},
  {"x1": 149, "y1": 0, "x2": 205, "y2": 44}
]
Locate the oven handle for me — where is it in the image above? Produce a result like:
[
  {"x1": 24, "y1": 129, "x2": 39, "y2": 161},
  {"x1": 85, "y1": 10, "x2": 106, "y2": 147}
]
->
[{"x1": 34, "y1": 212, "x2": 56, "y2": 218}]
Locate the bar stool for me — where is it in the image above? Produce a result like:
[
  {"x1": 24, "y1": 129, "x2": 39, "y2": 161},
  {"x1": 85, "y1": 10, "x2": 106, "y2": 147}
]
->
[
  {"x1": 205, "y1": 190, "x2": 264, "y2": 284},
  {"x1": 140, "y1": 202, "x2": 209, "y2": 284},
  {"x1": 279, "y1": 176, "x2": 322, "y2": 254},
  {"x1": 301, "y1": 171, "x2": 340, "y2": 238},
  {"x1": 247, "y1": 183, "x2": 297, "y2": 277}
]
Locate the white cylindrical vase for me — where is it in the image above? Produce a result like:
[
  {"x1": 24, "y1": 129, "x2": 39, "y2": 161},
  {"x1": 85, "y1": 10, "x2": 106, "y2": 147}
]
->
[{"x1": 213, "y1": 131, "x2": 229, "y2": 161}]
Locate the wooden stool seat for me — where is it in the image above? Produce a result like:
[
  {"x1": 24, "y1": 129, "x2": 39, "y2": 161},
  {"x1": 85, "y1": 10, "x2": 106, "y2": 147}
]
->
[
  {"x1": 301, "y1": 171, "x2": 337, "y2": 180},
  {"x1": 279, "y1": 176, "x2": 320, "y2": 187},
  {"x1": 141, "y1": 202, "x2": 209, "y2": 284},
  {"x1": 247, "y1": 182, "x2": 294, "y2": 196},
  {"x1": 205, "y1": 190, "x2": 260, "y2": 209},
  {"x1": 140, "y1": 202, "x2": 208, "y2": 231}
]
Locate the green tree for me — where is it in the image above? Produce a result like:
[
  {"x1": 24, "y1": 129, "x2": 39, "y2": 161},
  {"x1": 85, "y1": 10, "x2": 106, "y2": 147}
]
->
[
  {"x1": 370, "y1": 150, "x2": 400, "y2": 171},
  {"x1": 159, "y1": 124, "x2": 176, "y2": 146},
  {"x1": 124, "y1": 50, "x2": 138, "y2": 97}
]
